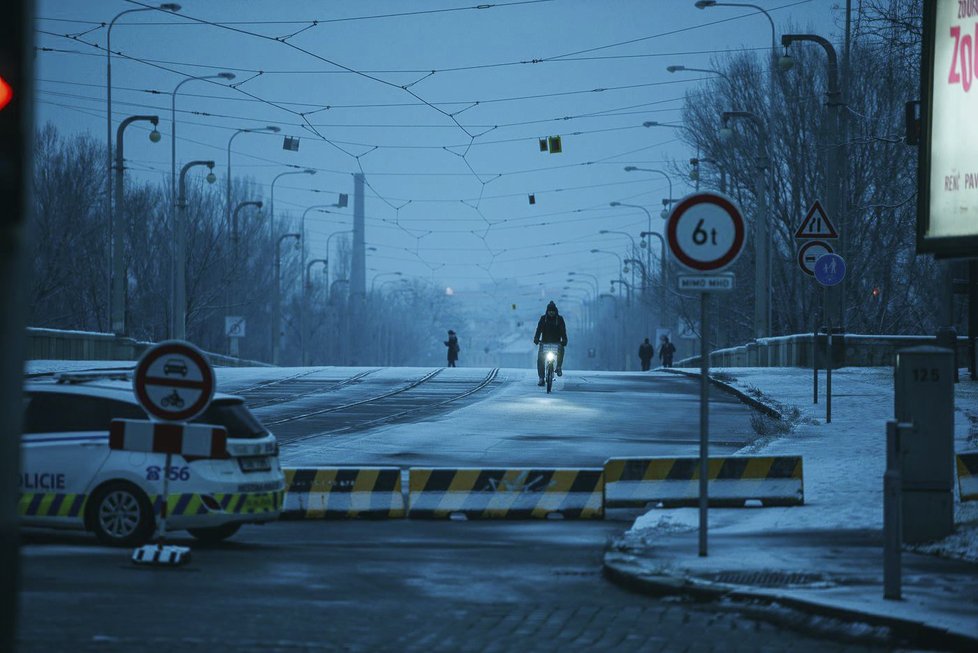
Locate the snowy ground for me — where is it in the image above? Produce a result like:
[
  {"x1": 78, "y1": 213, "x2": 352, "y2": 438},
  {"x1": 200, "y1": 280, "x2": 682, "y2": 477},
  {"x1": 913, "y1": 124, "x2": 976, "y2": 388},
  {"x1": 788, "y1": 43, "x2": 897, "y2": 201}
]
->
[{"x1": 630, "y1": 366, "x2": 978, "y2": 562}]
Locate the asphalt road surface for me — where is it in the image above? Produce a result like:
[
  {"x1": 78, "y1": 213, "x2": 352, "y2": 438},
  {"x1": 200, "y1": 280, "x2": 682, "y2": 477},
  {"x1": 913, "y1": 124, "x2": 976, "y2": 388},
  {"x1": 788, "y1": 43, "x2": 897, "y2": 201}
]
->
[{"x1": 17, "y1": 367, "x2": 887, "y2": 652}]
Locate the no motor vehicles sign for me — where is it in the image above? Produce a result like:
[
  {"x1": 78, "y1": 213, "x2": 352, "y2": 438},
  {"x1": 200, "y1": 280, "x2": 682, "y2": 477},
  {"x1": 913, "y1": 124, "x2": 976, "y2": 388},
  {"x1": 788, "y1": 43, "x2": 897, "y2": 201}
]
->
[{"x1": 133, "y1": 340, "x2": 216, "y2": 422}]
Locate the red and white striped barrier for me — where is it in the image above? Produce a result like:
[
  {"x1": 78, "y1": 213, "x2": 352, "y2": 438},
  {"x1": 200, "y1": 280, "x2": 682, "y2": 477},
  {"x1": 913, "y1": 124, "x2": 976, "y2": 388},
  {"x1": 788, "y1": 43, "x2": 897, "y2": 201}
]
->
[{"x1": 109, "y1": 419, "x2": 229, "y2": 459}]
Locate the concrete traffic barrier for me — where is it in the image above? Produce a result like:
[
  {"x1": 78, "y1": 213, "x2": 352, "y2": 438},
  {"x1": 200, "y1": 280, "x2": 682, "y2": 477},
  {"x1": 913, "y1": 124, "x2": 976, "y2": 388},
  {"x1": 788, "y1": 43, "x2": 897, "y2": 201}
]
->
[
  {"x1": 408, "y1": 468, "x2": 604, "y2": 519},
  {"x1": 281, "y1": 467, "x2": 405, "y2": 519},
  {"x1": 604, "y1": 456, "x2": 804, "y2": 508},
  {"x1": 956, "y1": 452, "x2": 978, "y2": 501}
]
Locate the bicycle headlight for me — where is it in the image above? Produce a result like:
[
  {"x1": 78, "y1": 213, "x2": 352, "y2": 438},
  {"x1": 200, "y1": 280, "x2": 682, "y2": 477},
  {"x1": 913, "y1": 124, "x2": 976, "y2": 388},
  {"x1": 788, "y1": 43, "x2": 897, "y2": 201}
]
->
[{"x1": 545, "y1": 352, "x2": 556, "y2": 362}]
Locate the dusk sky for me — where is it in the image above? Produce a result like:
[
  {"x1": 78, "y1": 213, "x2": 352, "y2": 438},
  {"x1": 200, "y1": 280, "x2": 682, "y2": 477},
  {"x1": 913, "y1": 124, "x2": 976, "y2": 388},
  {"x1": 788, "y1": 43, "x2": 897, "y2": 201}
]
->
[{"x1": 35, "y1": 0, "x2": 834, "y2": 310}]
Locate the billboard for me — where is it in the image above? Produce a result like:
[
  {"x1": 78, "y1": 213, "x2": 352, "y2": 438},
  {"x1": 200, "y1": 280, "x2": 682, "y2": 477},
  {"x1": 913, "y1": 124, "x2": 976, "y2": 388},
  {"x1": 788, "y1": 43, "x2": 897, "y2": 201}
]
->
[{"x1": 919, "y1": 1, "x2": 978, "y2": 257}]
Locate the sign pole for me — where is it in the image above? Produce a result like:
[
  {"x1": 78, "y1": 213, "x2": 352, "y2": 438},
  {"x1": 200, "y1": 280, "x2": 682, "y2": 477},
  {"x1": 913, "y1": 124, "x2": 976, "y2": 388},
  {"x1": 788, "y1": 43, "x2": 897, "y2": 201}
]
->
[
  {"x1": 826, "y1": 324, "x2": 833, "y2": 424},
  {"x1": 813, "y1": 327, "x2": 819, "y2": 404},
  {"x1": 699, "y1": 291, "x2": 710, "y2": 557},
  {"x1": 158, "y1": 452, "x2": 171, "y2": 546}
]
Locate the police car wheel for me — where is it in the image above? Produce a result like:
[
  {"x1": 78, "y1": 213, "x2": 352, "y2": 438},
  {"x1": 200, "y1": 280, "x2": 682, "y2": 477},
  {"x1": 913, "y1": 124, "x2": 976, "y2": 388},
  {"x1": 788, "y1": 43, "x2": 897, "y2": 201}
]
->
[
  {"x1": 187, "y1": 523, "x2": 241, "y2": 543},
  {"x1": 89, "y1": 482, "x2": 155, "y2": 547}
]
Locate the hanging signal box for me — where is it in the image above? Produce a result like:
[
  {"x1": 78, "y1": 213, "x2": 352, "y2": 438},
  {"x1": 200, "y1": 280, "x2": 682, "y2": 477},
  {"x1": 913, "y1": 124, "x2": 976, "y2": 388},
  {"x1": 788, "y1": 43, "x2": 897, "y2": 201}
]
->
[
  {"x1": 283, "y1": 136, "x2": 300, "y2": 152},
  {"x1": 547, "y1": 135, "x2": 562, "y2": 154},
  {"x1": 539, "y1": 138, "x2": 548, "y2": 152}
]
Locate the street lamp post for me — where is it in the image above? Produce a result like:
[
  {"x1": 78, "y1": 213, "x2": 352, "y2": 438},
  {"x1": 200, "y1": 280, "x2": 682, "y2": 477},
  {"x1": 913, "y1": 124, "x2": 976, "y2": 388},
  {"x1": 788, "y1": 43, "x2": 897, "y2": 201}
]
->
[
  {"x1": 226, "y1": 125, "x2": 279, "y2": 245},
  {"x1": 591, "y1": 249, "x2": 628, "y2": 306},
  {"x1": 228, "y1": 200, "x2": 262, "y2": 356},
  {"x1": 721, "y1": 110, "x2": 771, "y2": 339},
  {"x1": 275, "y1": 233, "x2": 301, "y2": 365},
  {"x1": 303, "y1": 258, "x2": 328, "y2": 365},
  {"x1": 690, "y1": 157, "x2": 726, "y2": 192},
  {"x1": 106, "y1": 4, "x2": 180, "y2": 328},
  {"x1": 174, "y1": 160, "x2": 216, "y2": 340},
  {"x1": 666, "y1": 64, "x2": 731, "y2": 83},
  {"x1": 600, "y1": 229, "x2": 638, "y2": 294},
  {"x1": 781, "y1": 33, "x2": 845, "y2": 331},
  {"x1": 111, "y1": 114, "x2": 160, "y2": 336},
  {"x1": 170, "y1": 71, "x2": 234, "y2": 340}
]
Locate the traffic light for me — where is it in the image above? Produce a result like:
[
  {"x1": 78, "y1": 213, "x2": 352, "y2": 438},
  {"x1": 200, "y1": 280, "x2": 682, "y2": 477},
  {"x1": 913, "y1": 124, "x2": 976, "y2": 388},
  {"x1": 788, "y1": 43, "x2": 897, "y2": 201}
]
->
[{"x1": 0, "y1": 0, "x2": 31, "y2": 227}]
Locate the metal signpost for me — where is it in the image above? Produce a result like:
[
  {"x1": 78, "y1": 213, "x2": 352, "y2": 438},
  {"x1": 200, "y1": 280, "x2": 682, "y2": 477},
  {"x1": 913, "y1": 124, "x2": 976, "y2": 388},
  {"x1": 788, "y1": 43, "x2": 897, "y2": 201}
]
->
[
  {"x1": 795, "y1": 200, "x2": 841, "y2": 418},
  {"x1": 125, "y1": 340, "x2": 217, "y2": 565},
  {"x1": 814, "y1": 254, "x2": 846, "y2": 423},
  {"x1": 666, "y1": 192, "x2": 746, "y2": 557}
]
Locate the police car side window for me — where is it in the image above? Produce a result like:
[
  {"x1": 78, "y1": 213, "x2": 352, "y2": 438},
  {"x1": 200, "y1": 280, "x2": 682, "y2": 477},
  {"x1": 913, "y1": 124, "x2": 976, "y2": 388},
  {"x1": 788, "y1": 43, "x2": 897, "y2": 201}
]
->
[{"x1": 23, "y1": 393, "x2": 146, "y2": 433}]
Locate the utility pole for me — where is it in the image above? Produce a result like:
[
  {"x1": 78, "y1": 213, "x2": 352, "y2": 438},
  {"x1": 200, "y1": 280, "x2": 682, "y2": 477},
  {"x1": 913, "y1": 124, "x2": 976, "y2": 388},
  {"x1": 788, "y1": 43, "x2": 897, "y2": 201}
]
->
[
  {"x1": 350, "y1": 173, "x2": 366, "y2": 364},
  {"x1": 0, "y1": 3, "x2": 32, "y2": 650}
]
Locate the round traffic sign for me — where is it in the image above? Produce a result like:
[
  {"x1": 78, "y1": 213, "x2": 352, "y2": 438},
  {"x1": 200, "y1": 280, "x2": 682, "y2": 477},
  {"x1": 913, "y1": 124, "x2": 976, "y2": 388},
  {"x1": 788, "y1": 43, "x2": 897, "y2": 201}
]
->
[
  {"x1": 666, "y1": 192, "x2": 746, "y2": 272},
  {"x1": 814, "y1": 253, "x2": 847, "y2": 287},
  {"x1": 796, "y1": 240, "x2": 834, "y2": 277},
  {"x1": 133, "y1": 340, "x2": 216, "y2": 422}
]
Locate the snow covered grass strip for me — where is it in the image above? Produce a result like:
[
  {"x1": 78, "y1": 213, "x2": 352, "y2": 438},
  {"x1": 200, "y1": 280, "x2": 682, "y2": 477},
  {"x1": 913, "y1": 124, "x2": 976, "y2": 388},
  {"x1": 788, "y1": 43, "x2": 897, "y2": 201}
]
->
[
  {"x1": 407, "y1": 468, "x2": 604, "y2": 519},
  {"x1": 280, "y1": 467, "x2": 405, "y2": 519},
  {"x1": 603, "y1": 456, "x2": 804, "y2": 508},
  {"x1": 957, "y1": 452, "x2": 978, "y2": 501}
]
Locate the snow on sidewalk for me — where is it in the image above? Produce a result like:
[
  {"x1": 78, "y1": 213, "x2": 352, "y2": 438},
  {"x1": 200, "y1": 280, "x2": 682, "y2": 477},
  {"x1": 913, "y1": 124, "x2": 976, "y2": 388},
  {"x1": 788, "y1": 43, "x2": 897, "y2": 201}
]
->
[{"x1": 630, "y1": 366, "x2": 978, "y2": 561}]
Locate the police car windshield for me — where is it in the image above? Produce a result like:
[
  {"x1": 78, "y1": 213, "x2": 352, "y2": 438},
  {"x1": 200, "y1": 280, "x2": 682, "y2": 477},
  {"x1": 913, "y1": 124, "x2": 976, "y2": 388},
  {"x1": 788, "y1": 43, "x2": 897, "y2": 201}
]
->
[{"x1": 192, "y1": 399, "x2": 268, "y2": 440}]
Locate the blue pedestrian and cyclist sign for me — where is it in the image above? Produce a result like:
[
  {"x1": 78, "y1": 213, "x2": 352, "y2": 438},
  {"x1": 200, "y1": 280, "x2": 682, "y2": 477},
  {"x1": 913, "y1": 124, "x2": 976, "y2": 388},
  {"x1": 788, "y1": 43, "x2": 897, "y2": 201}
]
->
[{"x1": 814, "y1": 253, "x2": 846, "y2": 287}]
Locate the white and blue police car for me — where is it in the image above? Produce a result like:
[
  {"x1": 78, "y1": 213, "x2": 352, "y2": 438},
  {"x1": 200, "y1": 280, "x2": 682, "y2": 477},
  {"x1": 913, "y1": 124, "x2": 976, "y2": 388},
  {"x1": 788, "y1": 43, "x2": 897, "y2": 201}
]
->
[{"x1": 19, "y1": 372, "x2": 284, "y2": 546}]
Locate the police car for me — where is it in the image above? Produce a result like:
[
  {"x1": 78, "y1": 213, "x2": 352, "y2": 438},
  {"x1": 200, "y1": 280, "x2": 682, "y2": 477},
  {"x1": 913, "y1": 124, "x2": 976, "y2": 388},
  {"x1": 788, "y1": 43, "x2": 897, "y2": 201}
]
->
[{"x1": 19, "y1": 372, "x2": 284, "y2": 546}]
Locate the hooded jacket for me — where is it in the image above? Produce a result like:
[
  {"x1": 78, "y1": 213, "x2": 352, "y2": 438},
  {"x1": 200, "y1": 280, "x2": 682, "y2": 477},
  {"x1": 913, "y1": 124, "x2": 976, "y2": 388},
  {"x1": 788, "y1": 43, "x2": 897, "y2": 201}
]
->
[{"x1": 534, "y1": 301, "x2": 568, "y2": 346}]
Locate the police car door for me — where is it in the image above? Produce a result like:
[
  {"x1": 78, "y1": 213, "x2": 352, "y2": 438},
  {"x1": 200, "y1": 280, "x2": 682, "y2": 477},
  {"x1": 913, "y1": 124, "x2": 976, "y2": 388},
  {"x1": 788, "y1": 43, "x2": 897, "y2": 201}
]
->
[{"x1": 19, "y1": 391, "x2": 118, "y2": 527}]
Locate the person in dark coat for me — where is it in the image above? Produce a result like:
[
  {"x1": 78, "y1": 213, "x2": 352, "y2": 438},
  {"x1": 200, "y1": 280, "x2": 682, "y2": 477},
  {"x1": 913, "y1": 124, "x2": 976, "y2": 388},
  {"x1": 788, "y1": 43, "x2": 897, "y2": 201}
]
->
[
  {"x1": 444, "y1": 330, "x2": 459, "y2": 367},
  {"x1": 659, "y1": 334, "x2": 676, "y2": 368},
  {"x1": 533, "y1": 301, "x2": 567, "y2": 385},
  {"x1": 639, "y1": 338, "x2": 654, "y2": 371}
]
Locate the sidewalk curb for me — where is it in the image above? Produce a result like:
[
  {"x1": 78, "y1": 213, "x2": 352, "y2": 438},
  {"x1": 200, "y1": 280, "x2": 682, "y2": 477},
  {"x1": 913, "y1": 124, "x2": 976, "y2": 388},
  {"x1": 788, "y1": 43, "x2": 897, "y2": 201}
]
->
[
  {"x1": 659, "y1": 367, "x2": 783, "y2": 421},
  {"x1": 603, "y1": 551, "x2": 978, "y2": 651}
]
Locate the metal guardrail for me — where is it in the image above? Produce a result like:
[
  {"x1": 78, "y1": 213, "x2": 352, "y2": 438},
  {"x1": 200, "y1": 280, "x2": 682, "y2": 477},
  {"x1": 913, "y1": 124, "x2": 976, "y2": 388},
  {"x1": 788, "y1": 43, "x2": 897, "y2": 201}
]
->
[
  {"x1": 25, "y1": 327, "x2": 272, "y2": 368},
  {"x1": 675, "y1": 333, "x2": 972, "y2": 369}
]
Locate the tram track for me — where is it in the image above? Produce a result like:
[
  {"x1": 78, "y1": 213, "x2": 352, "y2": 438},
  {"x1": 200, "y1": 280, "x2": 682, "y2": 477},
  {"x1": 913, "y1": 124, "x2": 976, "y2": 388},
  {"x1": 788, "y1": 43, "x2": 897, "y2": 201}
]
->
[
  {"x1": 239, "y1": 368, "x2": 379, "y2": 410},
  {"x1": 275, "y1": 367, "x2": 500, "y2": 445}
]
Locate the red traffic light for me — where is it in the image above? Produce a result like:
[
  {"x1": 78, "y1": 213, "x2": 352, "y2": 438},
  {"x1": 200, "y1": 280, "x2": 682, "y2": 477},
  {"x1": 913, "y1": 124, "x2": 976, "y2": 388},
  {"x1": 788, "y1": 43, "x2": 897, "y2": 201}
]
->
[{"x1": 0, "y1": 76, "x2": 11, "y2": 110}]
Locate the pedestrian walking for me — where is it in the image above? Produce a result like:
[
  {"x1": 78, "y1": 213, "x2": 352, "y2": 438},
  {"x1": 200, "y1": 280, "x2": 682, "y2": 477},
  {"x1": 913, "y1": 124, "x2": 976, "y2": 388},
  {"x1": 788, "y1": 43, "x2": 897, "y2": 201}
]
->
[
  {"x1": 444, "y1": 330, "x2": 460, "y2": 367},
  {"x1": 638, "y1": 338, "x2": 654, "y2": 371},
  {"x1": 659, "y1": 335, "x2": 676, "y2": 368}
]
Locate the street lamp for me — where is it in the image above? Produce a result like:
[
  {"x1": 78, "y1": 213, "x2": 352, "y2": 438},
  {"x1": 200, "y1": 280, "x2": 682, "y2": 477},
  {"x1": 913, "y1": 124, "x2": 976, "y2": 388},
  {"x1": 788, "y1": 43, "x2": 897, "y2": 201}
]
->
[
  {"x1": 110, "y1": 114, "x2": 160, "y2": 336},
  {"x1": 270, "y1": 167, "x2": 317, "y2": 241},
  {"x1": 173, "y1": 160, "x2": 216, "y2": 340},
  {"x1": 782, "y1": 32, "x2": 846, "y2": 330},
  {"x1": 722, "y1": 109, "x2": 771, "y2": 339},
  {"x1": 370, "y1": 271, "x2": 403, "y2": 293},
  {"x1": 590, "y1": 249, "x2": 629, "y2": 306},
  {"x1": 567, "y1": 271, "x2": 600, "y2": 296},
  {"x1": 227, "y1": 125, "x2": 279, "y2": 239},
  {"x1": 623, "y1": 167, "x2": 674, "y2": 218},
  {"x1": 600, "y1": 229, "x2": 638, "y2": 297},
  {"x1": 275, "y1": 233, "x2": 301, "y2": 365},
  {"x1": 105, "y1": 3, "x2": 179, "y2": 331},
  {"x1": 300, "y1": 258, "x2": 328, "y2": 366},
  {"x1": 226, "y1": 200, "x2": 262, "y2": 356},
  {"x1": 666, "y1": 64, "x2": 731, "y2": 83},
  {"x1": 690, "y1": 157, "x2": 725, "y2": 192}
]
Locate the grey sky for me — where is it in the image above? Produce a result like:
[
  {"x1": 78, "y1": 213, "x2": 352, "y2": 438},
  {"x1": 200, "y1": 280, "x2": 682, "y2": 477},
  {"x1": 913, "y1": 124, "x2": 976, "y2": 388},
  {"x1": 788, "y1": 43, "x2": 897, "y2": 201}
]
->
[{"x1": 35, "y1": 0, "x2": 833, "y2": 314}]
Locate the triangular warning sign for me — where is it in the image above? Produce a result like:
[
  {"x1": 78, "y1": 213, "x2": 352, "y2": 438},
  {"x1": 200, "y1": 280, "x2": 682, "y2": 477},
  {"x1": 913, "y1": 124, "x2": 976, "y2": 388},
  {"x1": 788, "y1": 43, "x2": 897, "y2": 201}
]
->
[{"x1": 795, "y1": 200, "x2": 839, "y2": 239}]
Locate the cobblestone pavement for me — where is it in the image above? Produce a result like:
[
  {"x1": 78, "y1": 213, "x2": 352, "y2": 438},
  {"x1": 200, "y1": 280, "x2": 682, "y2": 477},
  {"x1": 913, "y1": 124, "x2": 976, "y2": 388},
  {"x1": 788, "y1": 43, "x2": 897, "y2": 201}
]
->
[{"x1": 18, "y1": 522, "x2": 893, "y2": 652}]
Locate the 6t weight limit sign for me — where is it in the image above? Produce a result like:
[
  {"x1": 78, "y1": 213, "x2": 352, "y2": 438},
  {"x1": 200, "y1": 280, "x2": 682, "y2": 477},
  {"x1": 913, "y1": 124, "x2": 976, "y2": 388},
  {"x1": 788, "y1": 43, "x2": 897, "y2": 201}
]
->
[{"x1": 666, "y1": 192, "x2": 746, "y2": 272}]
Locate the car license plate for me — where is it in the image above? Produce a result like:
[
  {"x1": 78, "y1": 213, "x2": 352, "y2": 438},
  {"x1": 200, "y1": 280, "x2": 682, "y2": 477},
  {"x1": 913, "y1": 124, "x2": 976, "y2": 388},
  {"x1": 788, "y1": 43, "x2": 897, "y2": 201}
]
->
[{"x1": 238, "y1": 456, "x2": 272, "y2": 473}]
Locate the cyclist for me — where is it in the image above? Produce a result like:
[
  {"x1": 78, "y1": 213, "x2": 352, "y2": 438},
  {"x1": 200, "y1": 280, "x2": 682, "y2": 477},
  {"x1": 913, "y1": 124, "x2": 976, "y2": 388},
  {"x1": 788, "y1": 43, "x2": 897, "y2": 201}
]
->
[{"x1": 533, "y1": 301, "x2": 567, "y2": 386}]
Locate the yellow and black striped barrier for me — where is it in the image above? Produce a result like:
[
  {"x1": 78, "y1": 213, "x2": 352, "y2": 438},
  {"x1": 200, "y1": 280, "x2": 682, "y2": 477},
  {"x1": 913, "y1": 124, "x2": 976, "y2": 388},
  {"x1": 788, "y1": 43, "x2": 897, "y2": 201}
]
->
[
  {"x1": 281, "y1": 467, "x2": 405, "y2": 519},
  {"x1": 408, "y1": 468, "x2": 604, "y2": 519},
  {"x1": 957, "y1": 452, "x2": 978, "y2": 501},
  {"x1": 604, "y1": 456, "x2": 804, "y2": 508}
]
